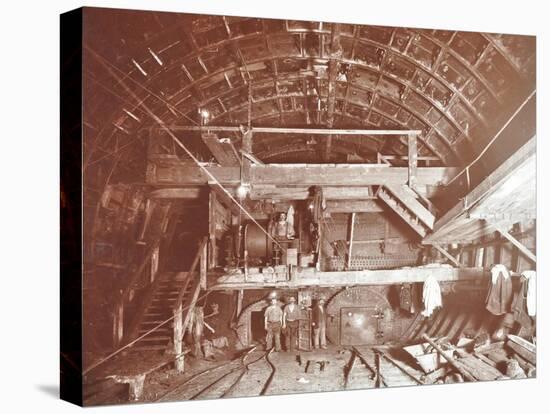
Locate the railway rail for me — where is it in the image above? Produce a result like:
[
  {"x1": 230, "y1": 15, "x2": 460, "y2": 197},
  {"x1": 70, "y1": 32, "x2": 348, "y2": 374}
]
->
[{"x1": 155, "y1": 346, "x2": 276, "y2": 402}]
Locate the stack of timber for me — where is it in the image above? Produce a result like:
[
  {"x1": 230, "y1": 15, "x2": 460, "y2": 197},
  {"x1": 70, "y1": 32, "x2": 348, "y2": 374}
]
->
[{"x1": 415, "y1": 334, "x2": 536, "y2": 383}]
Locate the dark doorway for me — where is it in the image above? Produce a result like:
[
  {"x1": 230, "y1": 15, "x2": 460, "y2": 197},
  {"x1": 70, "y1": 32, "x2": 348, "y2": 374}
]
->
[
  {"x1": 250, "y1": 310, "x2": 267, "y2": 343},
  {"x1": 165, "y1": 205, "x2": 207, "y2": 271}
]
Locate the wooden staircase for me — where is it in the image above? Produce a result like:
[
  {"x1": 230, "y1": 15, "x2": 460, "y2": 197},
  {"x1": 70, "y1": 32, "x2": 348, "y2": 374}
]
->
[
  {"x1": 377, "y1": 185, "x2": 436, "y2": 237},
  {"x1": 130, "y1": 272, "x2": 198, "y2": 352}
]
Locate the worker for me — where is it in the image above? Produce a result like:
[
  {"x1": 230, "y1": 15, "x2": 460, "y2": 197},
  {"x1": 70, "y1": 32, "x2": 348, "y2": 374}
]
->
[
  {"x1": 270, "y1": 211, "x2": 295, "y2": 239},
  {"x1": 283, "y1": 296, "x2": 300, "y2": 352},
  {"x1": 312, "y1": 297, "x2": 327, "y2": 349},
  {"x1": 264, "y1": 296, "x2": 283, "y2": 352},
  {"x1": 187, "y1": 306, "x2": 205, "y2": 358}
]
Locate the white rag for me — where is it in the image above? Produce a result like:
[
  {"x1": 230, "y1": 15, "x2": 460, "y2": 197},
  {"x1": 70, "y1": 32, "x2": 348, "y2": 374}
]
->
[
  {"x1": 522, "y1": 270, "x2": 536, "y2": 316},
  {"x1": 491, "y1": 264, "x2": 510, "y2": 284},
  {"x1": 422, "y1": 275, "x2": 442, "y2": 317}
]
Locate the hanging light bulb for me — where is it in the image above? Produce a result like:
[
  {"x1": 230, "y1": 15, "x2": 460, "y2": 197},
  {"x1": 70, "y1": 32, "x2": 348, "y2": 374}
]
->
[
  {"x1": 199, "y1": 108, "x2": 210, "y2": 125},
  {"x1": 236, "y1": 183, "x2": 249, "y2": 199}
]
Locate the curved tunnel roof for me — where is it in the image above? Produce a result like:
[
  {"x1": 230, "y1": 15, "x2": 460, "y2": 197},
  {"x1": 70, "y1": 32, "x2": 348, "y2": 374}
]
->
[{"x1": 82, "y1": 8, "x2": 535, "y2": 187}]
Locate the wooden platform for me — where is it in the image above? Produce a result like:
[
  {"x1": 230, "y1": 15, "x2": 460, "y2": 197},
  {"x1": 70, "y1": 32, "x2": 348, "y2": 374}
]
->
[{"x1": 210, "y1": 266, "x2": 488, "y2": 290}]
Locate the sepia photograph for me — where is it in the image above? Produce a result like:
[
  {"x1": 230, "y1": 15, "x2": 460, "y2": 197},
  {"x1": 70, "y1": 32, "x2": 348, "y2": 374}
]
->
[{"x1": 59, "y1": 4, "x2": 537, "y2": 407}]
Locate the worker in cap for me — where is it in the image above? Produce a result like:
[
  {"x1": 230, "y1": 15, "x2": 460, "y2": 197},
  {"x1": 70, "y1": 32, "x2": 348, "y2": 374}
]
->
[
  {"x1": 264, "y1": 296, "x2": 283, "y2": 352},
  {"x1": 282, "y1": 296, "x2": 300, "y2": 352},
  {"x1": 312, "y1": 296, "x2": 327, "y2": 349}
]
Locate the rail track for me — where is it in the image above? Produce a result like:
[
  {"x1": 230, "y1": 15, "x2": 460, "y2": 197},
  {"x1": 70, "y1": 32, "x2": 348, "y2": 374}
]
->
[{"x1": 155, "y1": 346, "x2": 276, "y2": 401}]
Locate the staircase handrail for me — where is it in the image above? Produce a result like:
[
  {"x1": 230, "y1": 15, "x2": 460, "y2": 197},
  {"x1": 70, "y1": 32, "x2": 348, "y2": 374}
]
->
[{"x1": 174, "y1": 236, "x2": 208, "y2": 311}]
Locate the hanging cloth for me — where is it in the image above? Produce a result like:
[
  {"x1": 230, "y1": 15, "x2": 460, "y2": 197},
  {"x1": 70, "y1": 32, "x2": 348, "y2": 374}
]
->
[
  {"x1": 286, "y1": 205, "x2": 296, "y2": 238},
  {"x1": 491, "y1": 264, "x2": 510, "y2": 284},
  {"x1": 486, "y1": 264, "x2": 513, "y2": 315},
  {"x1": 523, "y1": 270, "x2": 536, "y2": 316},
  {"x1": 511, "y1": 274, "x2": 534, "y2": 327},
  {"x1": 421, "y1": 275, "x2": 442, "y2": 317}
]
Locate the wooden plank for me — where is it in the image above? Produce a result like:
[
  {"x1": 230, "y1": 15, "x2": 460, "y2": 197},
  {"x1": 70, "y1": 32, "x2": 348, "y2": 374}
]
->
[
  {"x1": 386, "y1": 185, "x2": 435, "y2": 228},
  {"x1": 250, "y1": 186, "x2": 375, "y2": 201},
  {"x1": 323, "y1": 23, "x2": 341, "y2": 160},
  {"x1": 424, "y1": 137, "x2": 536, "y2": 244},
  {"x1": 347, "y1": 213, "x2": 356, "y2": 270},
  {"x1": 240, "y1": 150, "x2": 264, "y2": 165},
  {"x1": 173, "y1": 305, "x2": 184, "y2": 372},
  {"x1": 326, "y1": 200, "x2": 383, "y2": 213},
  {"x1": 200, "y1": 241, "x2": 208, "y2": 289},
  {"x1": 211, "y1": 267, "x2": 489, "y2": 290},
  {"x1": 408, "y1": 134, "x2": 418, "y2": 189},
  {"x1": 506, "y1": 335, "x2": 536, "y2": 364},
  {"x1": 166, "y1": 125, "x2": 422, "y2": 135},
  {"x1": 432, "y1": 244, "x2": 463, "y2": 268},
  {"x1": 455, "y1": 355, "x2": 504, "y2": 381},
  {"x1": 377, "y1": 187, "x2": 427, "y2": 237},
  {"x1": 149, "y1": 162, "x2": 459, "y2": 187},
  {"x1": 401, "y1": 312, "x2": 426, "y2": 342},
  {"x1": 375, "y1": 348, "x2": 425, "y2": 385},
  {"x1": 201, "y1": 133, "x2": 240, "y2": 166},
  {"x1": 251, "y1": 165, "x2": 458, "y2": 187},
  {"x1": 492, "y1": 225, "x2": 536, "y2": 263},
  {"x1": 241, "y1": 130, "x2": 253, "y2": 186},
  {"x1": 379, "y1": 155, "x2": 440, "y2": 161},
  {"x1": 236, "y1": 289, "x2": 244, "y2": 317},
  {"x1": 148, "y1": 187, "x2": 205, "y2": 199},
  {"x1": 421, "y1": 334, "x2": 477, "y2": 382}
]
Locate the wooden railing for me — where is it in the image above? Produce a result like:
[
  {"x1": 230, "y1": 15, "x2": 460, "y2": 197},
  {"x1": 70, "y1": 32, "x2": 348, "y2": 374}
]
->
[{"x1": 172, "y1": 236, "x2": 208, "y2": 372}]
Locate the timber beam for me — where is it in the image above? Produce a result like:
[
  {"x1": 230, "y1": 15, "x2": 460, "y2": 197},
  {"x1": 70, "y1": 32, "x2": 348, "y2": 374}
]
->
[
  {"x1": 210, "y1": 266, "x2": 489, "y2": 290},
  {"x1": 491, "y1": 223, "x2": 536, "y2": 264},
  {"x1": 325, "y1": 200, "x2": 383, "y2": 213},
  {"x1": 147, "y1": 162, "x2": 459, "y2": 187},
  {"x1": 249, "y1": 186, "x2": 375, "y2": 200},
  {"x1": 423, "y1": 137, "x2": 536, "y2": 244},
  {"x1": 201, "y1": 133, "x2": 241, "y2": 166},
  {"x1": 323, "y1": 23, "x2": 342, "y2": 160},
  {"x1": 432, "y1": 244, "x2": 464, "y2": 268},
  {"x1": 163, "y1": 126, "x2": 422, "y2": 136}
]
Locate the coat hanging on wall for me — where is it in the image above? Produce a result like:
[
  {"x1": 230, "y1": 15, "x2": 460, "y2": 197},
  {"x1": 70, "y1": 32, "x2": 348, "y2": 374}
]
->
[
  {"x1": 421, "y1": 275, "x2": 442, "y2": 317},
  {"x1": 486, "y1": 264, "x2": 513, "y2": 316}
]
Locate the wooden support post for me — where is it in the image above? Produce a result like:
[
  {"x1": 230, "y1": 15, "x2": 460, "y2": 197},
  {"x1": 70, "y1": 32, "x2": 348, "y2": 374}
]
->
[
  {"x1": 408, "y1": 133, "x2": 418, "y2": 189},
  {"x1": 476, "y1": 247, "x2": 485, "y2": 268},
  {"x1": 138, "y1": 199, "x2": 155, "y2": 241},
  {"x1": 491, "y1": 224, "x2": 536, "y2": 264},
  {"x1": 150, "y1": 246, "x2": 159, "y2": 283},
  {"x1": 347, "y1": 212, "x2": 356, "y2": 270},
  {"x1": 432, "y1": 244, "x2": 464, "y2": 268},
  {"x1": 113, "y1": 300, "x2": 124, "y2": 347},
  {"x1": 323, "y1": 23, "x2": 342, "y2": 161},
  {"x1": 200, "y1": 241, "x2": 208, "y2": 290},
  {"x1": 207, "y1": 190, "x2": 219, "y2": 269},
  {"x1": 236, "y1": 289, "x2": 244, "y2": 318},
  {"x1": 241, "y1": 130, "x2": 253, "y2": 185},
  {"x1": 173, "y1": 305, "x2": 184, "y2": 373}
]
